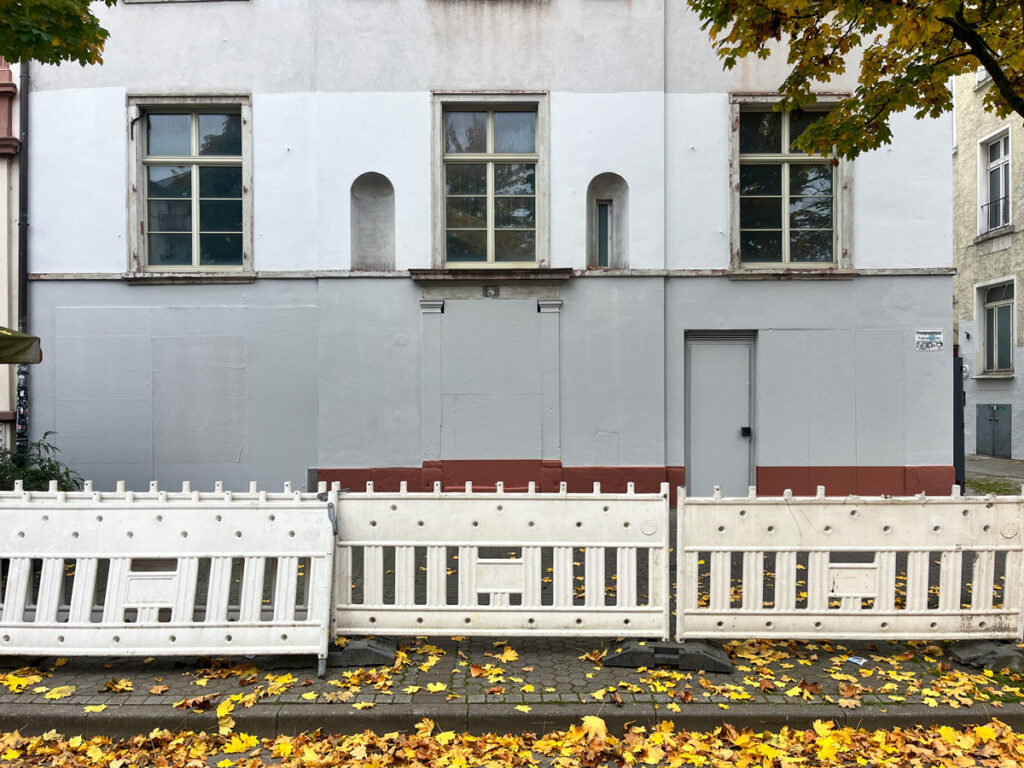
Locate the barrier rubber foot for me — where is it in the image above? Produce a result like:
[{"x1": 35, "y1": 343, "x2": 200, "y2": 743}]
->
[
  {"x1": 603, "y1": 640, "x2": 733, "y2": 673},
  {"x1": 326, "y1": 637, "x2": 399, "y2": 668}
]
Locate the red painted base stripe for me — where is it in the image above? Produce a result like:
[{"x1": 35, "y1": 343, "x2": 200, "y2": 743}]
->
[{"x1": 317, "y1": 462, "x2": 956, "y2": 499}]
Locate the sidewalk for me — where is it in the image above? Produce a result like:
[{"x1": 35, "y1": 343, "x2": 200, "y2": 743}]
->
[
  {"x1": 3, "y1": 636, "x2": 1023, "y2": 738},
  {"x1": 966, "y1": 454, "x2": 1024, "y2": 489}
]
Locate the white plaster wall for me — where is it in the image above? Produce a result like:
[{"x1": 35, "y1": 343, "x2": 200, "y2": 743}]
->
[
  {"x1": 30, "y1": 88, "x2": 127, "y2": 274},
  {"x1": 254, "y1": 92, "x2": 431, "y2": 272},
  {"x1": 550, "y1": 92, "x2": 665, "y2": 269},
  {"x1": 852, "y1": 110, "x2": 953, "y2": 269},
  {"x1": 665, "y1": 93, "x2": 731, "y2": 269}
]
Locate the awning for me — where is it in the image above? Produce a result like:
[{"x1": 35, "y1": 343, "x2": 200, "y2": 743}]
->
[{"x1": 0, "y1": 326, "x2": 41, "y2": 364}]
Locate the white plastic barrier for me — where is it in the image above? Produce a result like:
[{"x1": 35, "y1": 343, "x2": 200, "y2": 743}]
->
[
  {"x1": 332, "y1": 482, "x2": 672, "y2": 639},
  {"x1": 676, "y1": 486, "x2": 1024, "y2": 640},
  {"x1": 0, "y1": 481, "x2": 334, "y2": 673}
]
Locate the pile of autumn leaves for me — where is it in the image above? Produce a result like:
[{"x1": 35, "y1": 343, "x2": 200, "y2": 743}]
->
[{"x1": 4, "y1": 716, "x2": 1024, "y2": 767}]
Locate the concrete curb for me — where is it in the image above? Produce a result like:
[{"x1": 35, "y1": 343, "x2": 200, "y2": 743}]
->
[{"x1": 7, "y1": 701, "x2": 1024, "y2": 739}]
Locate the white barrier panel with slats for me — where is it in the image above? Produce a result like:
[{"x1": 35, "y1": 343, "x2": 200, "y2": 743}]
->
[
  {"x1": 676, "y1": 486, "x2": 1024, "y2": 641},
  {"x1": 0, "y1": 481, "x2": 334, "y2": 672},
  {"x1": 332, "y1": 482, "x2": 671, "y2": 639}
]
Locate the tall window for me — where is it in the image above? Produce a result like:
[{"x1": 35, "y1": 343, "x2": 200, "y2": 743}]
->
[
  {"x1": 982, "y1": 133, "x2": 1011, "y2": 233},
  {"x1": 443, "y1": 109, "x2": 537, "y2": 266},
  {"x1": 984, "y1": 282, "x2": 1014, "y2": 373},
  {"x1": 738, "y1": 108, "x2": 835, "y2": 265},
  {"x1": 143, "y1": 110, "x2": 244, "y2": 269}
]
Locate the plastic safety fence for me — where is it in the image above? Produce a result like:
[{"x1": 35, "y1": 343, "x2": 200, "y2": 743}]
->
[
  {"x1": 676, "y1": 486, "x2": 1024, "y2": 640},
  {"x1": 0, "y1": 481, "x2": 334, "y2": 669},
  {"x1": 331, "y1": 482, "x2": 672, "y2": 639}
]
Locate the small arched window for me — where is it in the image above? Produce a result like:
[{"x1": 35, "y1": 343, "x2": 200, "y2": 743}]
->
[
  {"x1": 586, "y1": 173, "x2": 628, "y2": 269},
  {"x1": 350, "y1": 172, "x2": 395, "y2": 271}
]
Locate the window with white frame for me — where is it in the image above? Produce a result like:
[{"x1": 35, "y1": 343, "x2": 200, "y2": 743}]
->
[
  {"x1": 983, "y1": 282, "x2": 1014, "y2": 373},
  {"x1": 737, "y1": 107, "x2": 837, "y2": 265},
  {"x1": 130, "y1": 99, "x2": 251, "y2": 272},
  {"x1": 981, "y1": 131, "x2": 1011, "y2": 234},
  {"x1": 442, "y1": 104, "x2": 540, "y2": 266}
]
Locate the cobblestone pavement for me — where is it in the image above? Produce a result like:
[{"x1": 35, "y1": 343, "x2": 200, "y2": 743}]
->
[{"x1": 3, "y1": 636, "x2": 1024, "y2": 737}]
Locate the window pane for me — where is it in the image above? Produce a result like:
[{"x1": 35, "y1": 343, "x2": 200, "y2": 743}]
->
[
  {"x1": 200, "y1": 233, "x2": 243, "y2": 266},
  {"x1": 198, "y1": 114, "x2": 241, "y2": 156},
  {"x1": 989, "y1": 140, "x2": 1002, "y2": 163},
  {"x1": 147, "y1": 166, "x2": 191, "y2": 198},
  {"x1": 789, "y1": 196, "x2": 833, "y2": 230},
  {"x1": 495, "y1": 163, "x2": 535, "y2": 195},
  {"x1": 740, "y1": 111, "x2": 781, "y2": 153},
  {"x1": 147, "y1": 114, "x2": 191, "y2": 156},
  {"x1": 740, "y1": 164, "x2": 781, "y2": 195},
  {"x1": 445, "y1": 112, "x2": 487, "y2": 153},
  {"x1": 597, "y1": 202, "x2": 610, "y2": 268},
  {"x1": 148, "y1": 200, "x2": 192, "y2": 232},
  {"x1": 446, "y1": 230, "x2": 487, "y2": 262},
  {"x1": 494, "y1": 112, "x2": 535, "y2": 153},
  {"x1": 446, "y1": 197, "x2": 487, "y2": 228},
  {"x1": 200, "y1": 200, "x2": 243, "y2": 232},
  {"x1": 790, "y1": 229, "x2": 833, "y2": 262},
  {"x1": 740, "y1": 197, "x2": 782, "y2": 229},
  {"x1": 494, "y1": 230, "x2": 535, "y2": 262},
  {"x1": 199, "y1": 166, "x2": 243, "y2": 198},
  {"x1": 148, "y1": 233, "x2": 192, "y2": 266},
  {"x1": 986, "y1": 307, "x2": 996, "y2": 370},
  {"x1": 445, "y1": 164, "x2": 487, "y2": 195},
  {"x1": 790, "y1": 163, "x2": 833, "y2": 196},
  {"x1": 789, "y1": 110, "x2": 824, "y2": 151},
  {"x1": 495, "y1": 197, "x2": 535, "y2": 228},
  {"x1": 998, "y1": 304, "x2": 1012, "y2": 369},
  {"x1": 740, "y1": 230, "x2": 782, "y2": 262},
  {"x1": 990, "y1": 167, "x2": 1002, "y2": 203}
]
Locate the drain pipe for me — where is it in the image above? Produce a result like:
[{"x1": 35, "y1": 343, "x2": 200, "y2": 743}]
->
[{"x1": 15, "y1": 60, "x2": 29, "y2": 453}]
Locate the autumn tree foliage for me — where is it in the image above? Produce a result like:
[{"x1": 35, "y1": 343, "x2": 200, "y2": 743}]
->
[
  {"x1": 0, "y1": 0, "x2": 117, "y2": 66},
  {"x1": 688, "y1": 0, "x2": 1024, "y2": 158}
]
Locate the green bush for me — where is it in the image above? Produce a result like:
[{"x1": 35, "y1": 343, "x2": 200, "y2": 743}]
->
[{"x1": 0, "y1": 432, "x2": 83, "y2": 491}]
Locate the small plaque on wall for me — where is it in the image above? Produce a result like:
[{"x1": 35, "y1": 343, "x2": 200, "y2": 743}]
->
[{"x1": 915, "y1": 329, "x2": 943, "y2": 351}]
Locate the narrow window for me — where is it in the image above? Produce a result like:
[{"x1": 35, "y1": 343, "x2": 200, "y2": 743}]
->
[
  {"x1": 982, "y1": 133, "x2": 1011, "y2": 233},
  {"x1": 984, "y1": 282, "x2": 1014, "y2": 372},
  {"x1": 596, "y1": 200, "x2": 612, "y2": 268}
]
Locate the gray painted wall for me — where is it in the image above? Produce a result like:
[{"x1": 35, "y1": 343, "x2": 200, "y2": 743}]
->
[{"x1": 30, "y1": 275, "x2": 951, "y2": 490}]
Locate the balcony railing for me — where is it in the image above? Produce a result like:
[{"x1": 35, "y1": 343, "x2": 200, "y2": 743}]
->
[{"x1": 981, "y1": 196, "x2": 1010, "y2": 234}]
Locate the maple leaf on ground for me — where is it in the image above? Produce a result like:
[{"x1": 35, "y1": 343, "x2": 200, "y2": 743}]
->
[
  {"x1": 324, "y1": 690, "x2": 354, "y2": 703},
  {"x1": 172, "y1": 693, "x2": 219, "y2": 711},
  {"x1": 582, "y1": 715, "x2": 609, "y2": 743},
  {"x1": 426, "y1": 682, "x2": 447, "y2": 693},
  {"x1": 44, "y1": 685, "x2": 76, "y2": 700},
  {"x1": 485, "y1": 686, "x2": 505, "y2": 695},
  {"x1": 83, "y1": 704, "x2": 106, "y2": 713},
  {"x1": 486, "y1": 645, "x2": 520, "y2": 663},
  {"x1": 149, "y1": 684, "x2": 169, "y2": 695},
  {"x1": 470, "y1": 664, "x2": 488, "y2": 678},
  {"x1": 578, "y1": 648, "x2": 607, "y2": 665},
  {"x1": 839, "y1": 698, "x2": 862, "y2": 709},
  {"x1": 352, "y1": 701, "x2": 375, "y2": 710},
  {"x1": 103, "y1": 678, "x2": 134, "y2": 693}
]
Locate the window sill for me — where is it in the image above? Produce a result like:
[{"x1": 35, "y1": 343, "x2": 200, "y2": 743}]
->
[
  {"x1": 974, "y1": 372, "x2": 1015, "y2": 380},
  {"x1": 975, "y1": 225, "x2": 1014, "y2": 245},
  {"x1": 123, "y1": 271, "x2": 255, "y2": 285},
  {"x1": 727, "y1": 267, "x2": 854, "y2": 280},
  {"x1": 409, "y1": 268, "x2": 572, "y2": 284}
]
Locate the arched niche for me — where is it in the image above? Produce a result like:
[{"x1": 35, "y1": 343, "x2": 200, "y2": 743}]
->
[
  {"x1": 586, "y1": 172, "x2": 629, "y2": 269},
  {"x1": 350, "y1": 172, "x2": 396, "y2": 271}
]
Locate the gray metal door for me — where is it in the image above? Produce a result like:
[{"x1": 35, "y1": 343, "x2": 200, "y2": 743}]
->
[
  {"x1": 976, "y1": 404, "x2": 1012, "y2": 458},
  {"x1": 685, "y1": 333, "x2": 755, "y2": 497}
]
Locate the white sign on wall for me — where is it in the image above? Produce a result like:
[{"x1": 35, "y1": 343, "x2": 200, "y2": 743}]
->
[{"x1": 915, "y1": 329, "x2": 944, "y2": 351}]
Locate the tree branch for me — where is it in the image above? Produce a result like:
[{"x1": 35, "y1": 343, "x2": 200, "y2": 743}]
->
[{"x1": 937, "y1": 8, "x2": 1024, "y2": 119}]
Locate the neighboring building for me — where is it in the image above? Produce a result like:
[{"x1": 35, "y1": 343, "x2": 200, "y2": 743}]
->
[
  {"x1": 0, "y1": 59, "x2": 19, "y2": 449},
  {"x1": 24, "y1": 0, "x2": 953, "y2": 496},
  {"x1": 954, "y1": 71, "x2": 1024, "y2": 459}
]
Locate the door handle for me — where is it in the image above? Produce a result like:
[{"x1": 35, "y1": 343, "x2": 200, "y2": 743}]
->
[{"x1": 740, "y1": 426, "x2": 752, "y2": 438}]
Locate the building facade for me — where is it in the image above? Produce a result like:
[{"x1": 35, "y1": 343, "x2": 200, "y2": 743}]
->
[
  {"x1": 24, "y1": 0, "x2": 953, "y2": 495},
  {"x1": 954, "y1": 72, "x2": 1024, "y2": 459}
]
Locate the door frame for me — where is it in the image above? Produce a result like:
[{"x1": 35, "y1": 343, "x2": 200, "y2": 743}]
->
[{"x1": 684, "y1": 331, "x2": 757, "y2": 495}]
